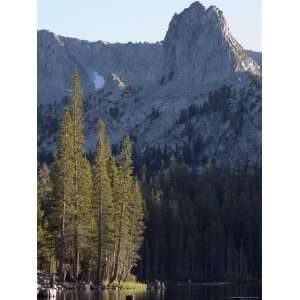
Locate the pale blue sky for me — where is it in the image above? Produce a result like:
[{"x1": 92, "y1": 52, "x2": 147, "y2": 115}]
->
[{"x1": 38, "y1": 0, "x2": 261, "y2": 51}]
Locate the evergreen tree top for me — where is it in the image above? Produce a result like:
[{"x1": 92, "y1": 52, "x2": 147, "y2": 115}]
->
[
  {"x1": 69, "y1": 69, "x2": 83, "y2": 107},
  {"x1": 97, "y1": 119, "x2": 106, "y2": 140}
]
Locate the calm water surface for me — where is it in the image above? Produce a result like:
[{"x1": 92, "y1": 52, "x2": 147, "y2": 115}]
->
[{"x1": 55, "y1": 284, "x2": 261, "y2": 300}]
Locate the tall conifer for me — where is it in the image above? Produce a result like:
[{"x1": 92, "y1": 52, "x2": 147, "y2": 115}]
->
[
  {"x1": 93, "y1": 120, "x2": 115, "y2": 283},
  {"x1": 52, "y1": 70, "x2": 92, "y2": 280}
]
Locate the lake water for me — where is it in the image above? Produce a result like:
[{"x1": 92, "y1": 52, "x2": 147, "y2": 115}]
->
[{"x1": 55, "y1": 284, "x2": 261, "y2": 300}]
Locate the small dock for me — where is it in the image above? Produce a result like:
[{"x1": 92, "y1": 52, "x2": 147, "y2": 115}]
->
[
  {"x1": 37, "y1": 270, "x2": 57, "y2": 298},
  {"x1": 37, "y1": 287, "x2": 57, "y2": 298}
]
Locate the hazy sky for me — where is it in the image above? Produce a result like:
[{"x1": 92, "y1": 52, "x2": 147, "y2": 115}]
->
[{"x1": 38, "y1": 0, "x2": 261, "y2": 51}]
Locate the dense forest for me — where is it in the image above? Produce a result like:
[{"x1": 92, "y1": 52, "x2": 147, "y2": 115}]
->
[
  {"x1": 37, "y1": 70, "x2": 261, "y2": 284},
  {"x1": 136, "y1": 158, "x2": 261, "y2": 282}
]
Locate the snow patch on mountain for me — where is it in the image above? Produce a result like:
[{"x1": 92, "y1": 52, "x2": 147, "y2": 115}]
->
[{"x1": 92, "y1": 72, "x2": 105, "y2": 90}]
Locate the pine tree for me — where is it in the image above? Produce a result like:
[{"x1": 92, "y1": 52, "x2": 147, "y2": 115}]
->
[
  {"x1": 51, "y1": 70, "x2": 93, "y2": 280},
  {"x1": 37, "y1": 163, "x2": 53, "y2": 271},
  {"x1": 69, "y1": 70, "x2": 93, "y2": 279},
  {"x1": 51, "y1": 110, "x2": 74, "y2": 280},
  {"x1": 107, "y1": 153, "x2": 124, "y2": 282},
  {"x1": 92, "y1": 120, "x2": 115, "y2": 283},
  {"x1": 111, "y1": 135, "x2": 145, "y2": 281},
  {"x1": 77, "y1": 156, "x2": 93, "y2": 278},
  {"x1": 127, "y1": 180, "x2": 145, "y2": 277},
  {"x1": 111, "y1": 135, "x2": 132, "y2": 282}
]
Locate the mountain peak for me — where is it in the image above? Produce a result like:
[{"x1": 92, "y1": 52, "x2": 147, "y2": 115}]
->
[
  {"x1": 186, "y1": 1, "x2": 223, "y2": 17},
  {"x1": 161, "y1": 2, "x2": 260, "y2": 87},
  {"x1": 189, "y1": 1, "x2": 205, "y2": 10},
  {"x1": 170, "y1": 2, "x2": 224, "y2": 27}
]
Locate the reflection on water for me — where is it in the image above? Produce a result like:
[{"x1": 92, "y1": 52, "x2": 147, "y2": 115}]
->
[{"x1": 55, "y1": 284, "x2": 261, "y2": 300}]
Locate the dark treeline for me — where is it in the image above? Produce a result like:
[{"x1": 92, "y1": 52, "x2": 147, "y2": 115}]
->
[
  {"x1": 136, "y1": 157, "x2": 261, "y2": 282},
  {"x1": 38, "y1": 71, "x2": 261, "y2": 284}
]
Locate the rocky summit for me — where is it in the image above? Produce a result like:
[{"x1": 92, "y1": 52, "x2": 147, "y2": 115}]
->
[
  {"x1": 162, "y1": 2, "x2": 260, "y2": 87},
  {"x1": 38, "y1": 2, "x2": 261, "y2": 170}
]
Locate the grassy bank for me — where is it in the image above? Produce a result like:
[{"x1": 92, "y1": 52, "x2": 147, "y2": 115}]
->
[
  {"x1": 119, "y1": 281, "x2": 147, "y2": 290},
  {"x1": 101, "y1": 280, "x2": 147, "y2": 290}
]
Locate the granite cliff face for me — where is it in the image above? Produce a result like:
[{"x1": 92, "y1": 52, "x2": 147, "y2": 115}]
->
[
  {"x1": 161, "y1": 3, "x2": 260, "y2": 87},
  {"x1": 38, "y1": 2, "x2": 261, "y2": 169}
]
